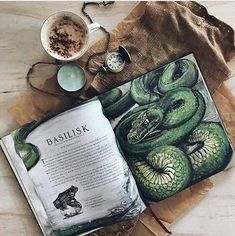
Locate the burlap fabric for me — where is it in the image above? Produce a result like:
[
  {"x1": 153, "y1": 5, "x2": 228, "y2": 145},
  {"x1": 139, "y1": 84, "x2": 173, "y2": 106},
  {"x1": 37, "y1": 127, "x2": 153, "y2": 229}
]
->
[
  {"x1": 80, "y1": 1, "x2": 235, "y2": 95},
  {"x1": 9, "y1": 2, "x2": 235, "y2": 235}
]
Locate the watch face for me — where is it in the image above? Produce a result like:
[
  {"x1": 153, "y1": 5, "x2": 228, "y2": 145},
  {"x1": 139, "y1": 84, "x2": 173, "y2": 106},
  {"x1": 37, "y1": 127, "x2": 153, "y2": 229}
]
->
[{"x1": 105, "y1": 52, "x2": 125, "y2": 73}]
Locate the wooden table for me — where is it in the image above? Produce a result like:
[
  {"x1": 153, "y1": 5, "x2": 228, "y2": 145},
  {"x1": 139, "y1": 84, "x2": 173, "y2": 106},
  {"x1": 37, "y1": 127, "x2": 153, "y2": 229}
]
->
[{"x1": 1, "y1": 2, "x2": 235, "y2": 236}]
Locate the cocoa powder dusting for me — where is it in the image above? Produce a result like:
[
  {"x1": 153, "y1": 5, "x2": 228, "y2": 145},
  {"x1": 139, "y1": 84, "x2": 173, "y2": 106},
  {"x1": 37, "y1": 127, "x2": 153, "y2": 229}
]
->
[{"x1": 49, "y1": 16, "x2": 87, "y2": 58}]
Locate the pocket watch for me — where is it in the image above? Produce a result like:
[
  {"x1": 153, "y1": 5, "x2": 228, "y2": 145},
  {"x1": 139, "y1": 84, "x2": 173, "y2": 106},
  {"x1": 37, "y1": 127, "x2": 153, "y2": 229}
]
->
[{"x1": 101, "y1": 46, "x2": 132, "y2": 73}]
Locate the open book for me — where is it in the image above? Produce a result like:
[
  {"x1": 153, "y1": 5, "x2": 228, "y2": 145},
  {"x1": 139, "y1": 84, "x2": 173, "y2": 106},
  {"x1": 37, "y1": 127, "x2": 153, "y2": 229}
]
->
[{"x1": 1, "y1": 54, "x2": 234, "y2": 236}]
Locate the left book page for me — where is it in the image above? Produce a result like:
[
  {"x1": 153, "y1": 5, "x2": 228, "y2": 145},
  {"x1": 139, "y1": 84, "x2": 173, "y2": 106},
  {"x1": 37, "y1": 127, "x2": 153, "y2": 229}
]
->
[{"x1": 0, "y1": 98, "x2": 145, "y2": 236}]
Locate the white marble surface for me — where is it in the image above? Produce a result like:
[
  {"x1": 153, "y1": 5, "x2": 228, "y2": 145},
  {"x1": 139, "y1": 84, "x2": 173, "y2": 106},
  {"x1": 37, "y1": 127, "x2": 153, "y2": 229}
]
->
[{"x1": 0, "y1": 1, "x2": 235, "y2": 236}]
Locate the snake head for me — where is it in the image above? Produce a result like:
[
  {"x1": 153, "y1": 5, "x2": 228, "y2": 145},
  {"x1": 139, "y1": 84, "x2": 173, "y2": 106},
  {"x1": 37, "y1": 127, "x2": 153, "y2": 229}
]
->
[{"x1": 127, "y1": 108, "x2": 163, "y2": 144}]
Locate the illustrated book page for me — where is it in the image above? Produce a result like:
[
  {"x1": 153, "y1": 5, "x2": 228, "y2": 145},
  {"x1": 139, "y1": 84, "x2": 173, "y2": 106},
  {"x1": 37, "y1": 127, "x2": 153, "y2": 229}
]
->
[
  {"x1": 98, "y1": 53, "x2": 235, "y2": 202},
  {"x1": 0, "y1": 98, "x2": 145, "y2": 236}
]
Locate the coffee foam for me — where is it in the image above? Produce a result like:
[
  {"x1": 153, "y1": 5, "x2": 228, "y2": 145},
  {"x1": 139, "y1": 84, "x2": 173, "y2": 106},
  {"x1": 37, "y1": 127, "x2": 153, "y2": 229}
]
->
[{"x1": 48, "y1": 16, "x2": 88, "y2": 58}]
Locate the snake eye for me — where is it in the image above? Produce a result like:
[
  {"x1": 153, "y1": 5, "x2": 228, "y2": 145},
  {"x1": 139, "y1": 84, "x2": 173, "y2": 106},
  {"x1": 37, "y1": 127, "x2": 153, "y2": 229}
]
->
[{"x1": 144, "y1": 119, "x2": 149, "y2": 125}]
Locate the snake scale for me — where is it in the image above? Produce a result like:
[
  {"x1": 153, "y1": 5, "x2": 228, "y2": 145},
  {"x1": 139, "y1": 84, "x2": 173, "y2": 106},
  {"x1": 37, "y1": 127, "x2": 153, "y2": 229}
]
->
[
  {"x1": 100, "y1": 58, "x2": 232, "y2": 201},
  {"x1": 129, "y1": 145, "x2": 192, "y2": 201},
  {"x1": 185, "y1": 122, "x2": 232, "y2": 183}
]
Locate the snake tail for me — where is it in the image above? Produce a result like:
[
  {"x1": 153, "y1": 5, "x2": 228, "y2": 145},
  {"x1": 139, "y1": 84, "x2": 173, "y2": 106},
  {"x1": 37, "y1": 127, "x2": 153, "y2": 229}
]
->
[
  {"x1": 99, "y1": 88, "x2": 135, "y2": 120},
  {"x1": 184, "y1": 122, "x2": 232, "y2": 183},
  {"x1": 129, "y1": 145, "x2": 192, "y2": 201},
  {"x1": 158, "y1": 59, "x2": 198, "y2": 93},
  {"x1": 14, "y1": 122, "x2": 40, "y2": 170}
]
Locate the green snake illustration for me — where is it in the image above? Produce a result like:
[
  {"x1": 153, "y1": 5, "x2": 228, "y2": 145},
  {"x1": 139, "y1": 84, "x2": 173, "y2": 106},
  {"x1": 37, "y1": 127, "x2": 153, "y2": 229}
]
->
[
  {"x1": 130, "y1": 72, "x2": 162, "y2": 105},
  {"x1": 99, "y1": 59, "x2": 199, "y2": 118},
  {"x1": 114, "y1": 86, "x2": 232, "y2": 201},
  {"x1": 127, "y1": 87, "x2": 199, "y2": 144},
  {"x1": 14, "y1": 122, "x2": 40, "y2": 170},
  {"x1": 157, "y1": 58, "x2": 198, "y2": 94},
  {"x1": 115, "y1": 88, "x2": 206, "y2": 155},
  {"x1": 129, "y1": 145, "x2": 192, "y2": 201},
  {"x1": 130, "y1": 59, "x2": 198, "y2": 105},
  {"x1": 184, "y1": 122, "x2": 232, "y2": 183},
  {"x1": 99, "y1": 88, "x2": 135, "y2": 119},
  {"x1": 124, "y1": 121, "x2": 232, "y2": 201}
]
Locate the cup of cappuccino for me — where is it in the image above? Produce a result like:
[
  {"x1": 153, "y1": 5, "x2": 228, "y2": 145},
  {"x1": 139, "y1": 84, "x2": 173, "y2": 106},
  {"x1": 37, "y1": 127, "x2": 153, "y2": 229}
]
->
[{"x1": 40, "y1": 11, "x2": 100, "y2": 61}]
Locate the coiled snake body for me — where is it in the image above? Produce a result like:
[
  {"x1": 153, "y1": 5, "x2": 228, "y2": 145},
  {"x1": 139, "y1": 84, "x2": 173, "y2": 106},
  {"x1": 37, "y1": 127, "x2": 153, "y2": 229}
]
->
[
  {"x1": 130, "y1": 72, "x2": 161, "y2": 105},
  {"x1": 129, "y1": 145, "x2": 192, "y2": 201},
  {"x1": 111, "y1": 59, "x2": 232, "y2": 201},
  {"x1": 115, "y1": 88, "x2": 206, "y2": 155},
  {"x1": 99, "y1": 88, "x2": 135, "y2": 119},
  {"x1": 115, "y1": 86, "x2": 231, "y2": 200},
  {"x1": 158, "y1": 59, "x2": 198, "y2": 93},
  {"x1": 130, "y1": 59, "x2": 198, "y2": 106},
  {"x1": 186, "y1": 122, "x2": 232, "y2": 183}
]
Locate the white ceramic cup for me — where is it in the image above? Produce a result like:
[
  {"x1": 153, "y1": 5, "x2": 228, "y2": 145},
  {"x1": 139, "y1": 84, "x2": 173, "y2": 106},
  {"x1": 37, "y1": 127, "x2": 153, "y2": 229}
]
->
[{"x1": 40, "y1": 11, "x2": 100, "y2": 61}]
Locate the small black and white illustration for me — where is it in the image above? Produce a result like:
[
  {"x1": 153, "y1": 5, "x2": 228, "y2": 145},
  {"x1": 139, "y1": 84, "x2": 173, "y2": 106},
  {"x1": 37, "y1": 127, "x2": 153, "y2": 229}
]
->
[{"x1": 53, "y1": 186, "x2": 83, "y2": 218}]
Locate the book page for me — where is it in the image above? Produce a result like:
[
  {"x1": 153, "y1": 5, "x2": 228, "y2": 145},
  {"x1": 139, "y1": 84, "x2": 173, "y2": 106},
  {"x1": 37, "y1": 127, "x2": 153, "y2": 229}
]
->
[
  {"x1": 98, "y1": 53, "x2": 234, "y2": 203},
  {"x1": 1, "y1": 98, "x2": 145, "y2": 235}
]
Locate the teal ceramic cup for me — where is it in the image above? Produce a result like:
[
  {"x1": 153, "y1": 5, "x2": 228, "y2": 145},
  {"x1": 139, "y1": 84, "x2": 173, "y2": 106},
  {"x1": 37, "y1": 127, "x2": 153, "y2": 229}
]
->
[{"x1": 57, "y1": 63, "x2": 86, "y2": 92}]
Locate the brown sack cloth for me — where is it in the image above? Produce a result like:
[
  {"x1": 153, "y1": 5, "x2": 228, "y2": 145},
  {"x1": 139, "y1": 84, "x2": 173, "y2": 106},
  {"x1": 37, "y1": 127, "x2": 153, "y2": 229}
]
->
[
  {"x1": 80, "y1": 1, "x2": 235, "y2": 95},
  {"x1": 9, "y1": 1, "x2": 235, "y2": 235}
]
